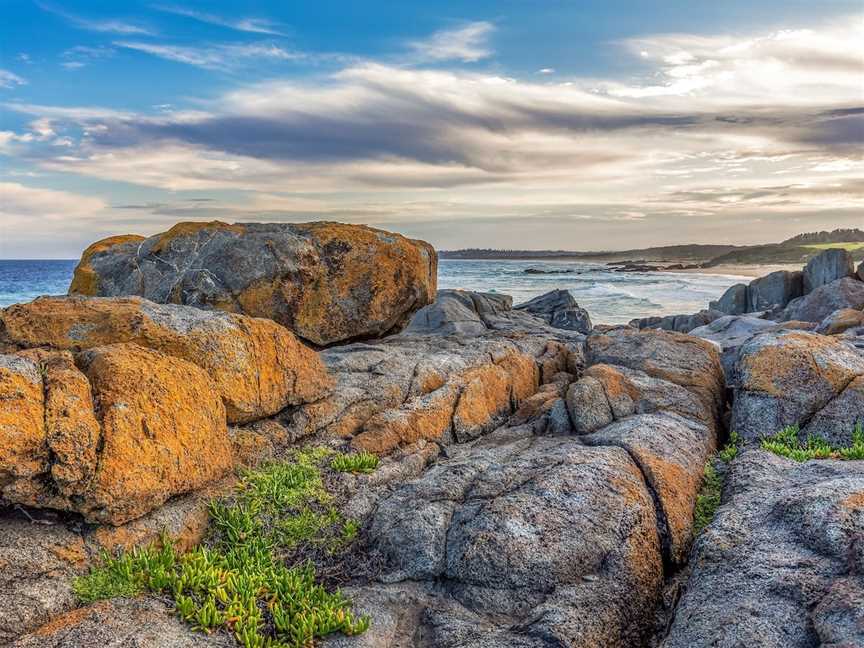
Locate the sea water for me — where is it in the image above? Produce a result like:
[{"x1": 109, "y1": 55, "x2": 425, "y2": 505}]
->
[{"x1": 0, "y1": 258, "x2": 745, "y2": 325}]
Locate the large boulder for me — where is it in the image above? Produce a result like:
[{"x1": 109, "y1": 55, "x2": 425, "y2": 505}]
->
[
  {"x1": 779, "y1": 277, "x2": 864, "y2": 323},
  {"x1": 709, "y1": 282, "x2": 748, "y2": 315},
  {"x1": 1, "y1": 345, "x2": 234, "y2": 525},
  {"x1": 0, "y1": 355, "x2": 44, "y2": 494},
  {"x1": 514, "y1": 289, "x2": 593, "y2": 333},
  {"x1": 0, "y1": 296, "x2": 332, "y2": 424},
  {"x1": 816, "y1": 307, "x2": 864, "y2": 335},
  {"x1": 747, "y1": 270, "x2": 803, "y2": 311},
  {"x1": 731, "y1": 330, "x2": 864, "y2": 443},
  {"x1": 803, "y1": 248, "x2": 854, "y2": 293},
  {"x1": 68, "y1": 221, "x2": 438, "y2": 347},
  {"x1": 663, "y1": 450, "x2": 864, "y2": 648}
]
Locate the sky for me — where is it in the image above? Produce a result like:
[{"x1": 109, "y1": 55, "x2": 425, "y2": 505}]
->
[{"x1": 0, "y1": 1, "x2": 862, "y2": 258}]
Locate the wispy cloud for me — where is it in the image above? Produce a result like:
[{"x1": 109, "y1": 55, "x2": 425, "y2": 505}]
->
[
  {"x1": 408, "y1": 21, "x2": 495, "y2": 62},
  {"x1": 0, "y1": 69, "x2": 26, "y2": 88},
  {"x1": 114, "y1": 41, "x2": 307, "y2": 70},
  {"x1": 151, "y1": 5, "x2": 287, "y2": 36},
  {"x1": 37, "y1": 2, "x2": 153, "y2": 35},
  {"x1": 61, "y1": 46, "x2": 115, "y2": 70}
]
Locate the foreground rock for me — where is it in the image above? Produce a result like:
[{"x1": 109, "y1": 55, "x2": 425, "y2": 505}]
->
[
  {"x1": 731, "y1": 330, "x2": 864, "y2": 444},
  {"x1": 405, "y1": 289, "x2": 513, "y2": 336},
  {"x1": 802, "y1": 248, "x2": 855, "y2": 292},
  {"x1": 69, "y1": 221, "x2": 437, "y2": 346},
  {"x1": 2, "y1": 345, "x2": 233, "y2": 525},
  {"x1": 663, "y1": 449, "x2": 864, "y2": 648},
  {"x1": 630, "y1": 309, "x2": 722, "y2": 334},
  {"x1": 0, "y1": 296, "x2": 332, "y2": 423},
  {"x1": 778, "y1": 277, "x2": 864, "y2": 323}
]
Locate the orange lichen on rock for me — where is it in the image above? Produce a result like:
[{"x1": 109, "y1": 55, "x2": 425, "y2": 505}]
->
[
  {"x1": 149, "y1": 220, "x2": 244, "y2": 254},
  {"x1": 75, "y1": 343, "x2": 233, "y2": 525},
  {"x1": 0, "y1": 354, "x2": 46, "y2": 492},
  {"x1": 452, "y1": 363, "x2": 513, "y2": 439},
  {"x1": 0, "y1": 296, "x2": 333, "y2": 424},
  {"x1": 68, "y1": 234, "x2": 145, "y2": 296},
  {"x1": 352, "y1": 385, "x2": 459, "y2": 453}
]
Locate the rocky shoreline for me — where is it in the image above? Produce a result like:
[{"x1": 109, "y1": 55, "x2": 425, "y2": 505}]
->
[{"x1": 1, "y1": 221, "x2": 862, "y2": 648}]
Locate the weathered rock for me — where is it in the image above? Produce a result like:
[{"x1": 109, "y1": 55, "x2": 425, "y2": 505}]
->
[
  {"x1": 858, "y1": 260, "x2": 864, "y2": 281},
  {"x1": 800, "y1": 374, "x2": 864, "y2": 446},
  {"x1": 2, "y1": 344, "x2": 234, "y2": 525},
  {"x1": 0, "y1": 296, "x2": 332, "y2": 424},
  {"x1": 368, "y1": 432, "x2": 664, "y2": 647},
  {"x1": 816, "y1": 307, "x2": 864, "y2": 335},
  {"x1": 731, "y1": 330, "x2": 864, "y2": 443},
  {"x1": 515, "y1": 289, "x2": 592, "y2": 333},
  {"x1": 663, "y1": 449, "x2": 864, "y2": 648},
  {"x1": 689, "y1": 316, "x2": 816, "y2": 385},
  {"x1": 567, "y1": 364, "x2": 716, "y2": 434},
  {"x1": 11, "y1": 598, "x2": 231, "y2": 648},
  {"x1": 405, "y1": 290, "x2": 512, "y2": 336},
  {"x1": 709, "y1": 282, "x2": 748, "y2": 315},
  {"x1": 69, "y1": 221, "x2": 437, "y2": 347},
  {"x1": 779, "y1": 277, "x2": 864, "y2": 323},
  {"x1": 582, "y1": 412, "x2": 716, "y2": 565},
  {"x1": 747, "y1": 270, "x2": 803, "y2": 311},
  {"x1": 630, "y1": 309, "x2": 723, "y2": 334},
  {"x1": 585, "y1": 327, "x2": 725, "y2": 424},
  {"x1": 803, "y1": 248, "x2": 855, "y2": 293},
  {"x1": 0, "y1": 355, "x2": 45, "y2": 495}
]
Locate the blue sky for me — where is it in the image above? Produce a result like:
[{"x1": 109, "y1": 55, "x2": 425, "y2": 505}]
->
[{"x1": 1, "y1": 0, "x2": 862, "y2": 257}]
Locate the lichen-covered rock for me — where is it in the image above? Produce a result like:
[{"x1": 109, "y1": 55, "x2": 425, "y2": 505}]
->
[
  {"x1": 803, "y1": 248, "x2": 855, "y2": 293},
  {"x1": 731, "y1": 330, "x2": 864, "y2": 442},
  {"x1": 816, "y1": 307, "x2": 864, "y2": 335},
  {"x1": 1, "y1": 344, "x2": 234, "y2": 525},
  {"x1": 0, "y1": 296, "x2": 332, "y2": 423},
  {"x1": 663, "y1": 449, "x2": 864, "y2": 648},
  {"x1": 74, "y1": 344, "x2": 233, "y2": 524},
  {"x1": 11, "y1": 598, "x2": 231, "y2": 648},
  {"x1": 567, "y1": 363, "x2": 716, "y2": 434},
  {"x1": 0, "y1": 354, "x2": 45, "y2": 495},
  {"x1": 582, "y1": 412, "x2": 716, "y2": 565},
  {"x1": 780, "y1": 277, "x2": 864, "y2": 323},
  {"x1": 68, "y1": 221, "x2": 437, "y2": 346},
  {"x1": 585, "y1": 327, "x2": 725, "y2": 423}
]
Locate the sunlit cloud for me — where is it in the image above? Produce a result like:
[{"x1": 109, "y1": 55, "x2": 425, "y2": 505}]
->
[
  {"x1": 36, "y1": 2, "x2": 153, "y2": 35},
  {"x1": 151, "y1": 5, "x2": 287, "y2": 36},
  {"x1": 408, "y1": 21, "x2": 495, "y2": 62},
  {"x1": 0, "y1": 69, "x2": 26, "y2": 88}
]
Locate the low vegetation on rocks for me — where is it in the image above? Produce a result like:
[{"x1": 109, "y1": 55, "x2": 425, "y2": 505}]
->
[
  {"x1": 73, "y1": 447, "x2": 371, "y2": 648},
  {"x1": 760, "y1": 423, "x2": 864, "y2": 461},
  {"x1": 330, "y1": 451, "x2": 380, "y2": 474},
  {"x1": 693, "y1": 432, "x2": 742, "y2": 534}
]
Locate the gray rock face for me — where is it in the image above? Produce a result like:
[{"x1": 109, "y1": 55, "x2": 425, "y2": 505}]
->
[
  {"x1": 404, "y1": 289, "x2": 511, "y2": 336},
  {"x1": 816, "y1": 307, "x2": 864, "y2": 335},
  {"x1": 731, "y1": 330, "x2": 864, "y2": 444},
  {"x1": 709, "y1": 282, "x2": 748, "y2": 315},
  {"x1": 858, "y1": 260, "x2": 864, "y2": 281},
  {"x1": 747, "y1": 270, "x2": 803, "y2": 311},
  {"x1": 68, "y1": 221, "x2": 438, "y2": 347},
  {"x1": 803, "y1": 248, "x2": 855, "y2": 293},
  {"x1": 515, "y1": 289, "x2": 593, "y2": 333},
  {"x1": 779, "y1": 277, "x2": 864, "y2": 323},
  {"x1": 663, "y1": 449, "x2": 864, "y2": 648},
  {"x1": 367, "y1": 432, "x2": 664, "y2": 647},
  {"x1": 630, "y1": 309, "x2": 723, "y2": 334}
]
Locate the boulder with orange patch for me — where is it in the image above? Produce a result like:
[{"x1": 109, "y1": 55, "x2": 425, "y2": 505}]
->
[
  {"x1": 0, "y1": 295, "x2": 332, "y2": 424},
  {"x1": 68, "y1": 221, "x2": 437, "y2": 346}
]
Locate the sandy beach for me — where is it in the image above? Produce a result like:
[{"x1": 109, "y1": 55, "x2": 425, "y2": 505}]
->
[{"x1": 665, "y1": 263, "x2": 804, "y2": 279}]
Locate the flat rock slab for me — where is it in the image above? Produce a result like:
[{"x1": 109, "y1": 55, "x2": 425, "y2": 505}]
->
[
  {"x1": 663, "y1": 450, "x2": 864, "y2": 648},
  {"x1": 68, "y1": 221, "x2": 437, "y2": 347}
]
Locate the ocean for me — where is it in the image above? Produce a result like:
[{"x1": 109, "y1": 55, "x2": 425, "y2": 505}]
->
[{"x1": 0, "y1": 259, "x2": 745, "y2": 325}]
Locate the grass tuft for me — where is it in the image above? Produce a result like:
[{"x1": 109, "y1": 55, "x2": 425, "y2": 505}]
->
[
  {"x1": 693, "y1": 462, "x2": 722, "y2": 535},
  {"x1": 330, "y1": 451, "x2": 379, "y2": 474},
  {"x1": 760, "y1": 423, "x2": 864, "y2": 462},
  {"x1": 73, "y1": 447, "x2": 374, "y2": 648}
]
